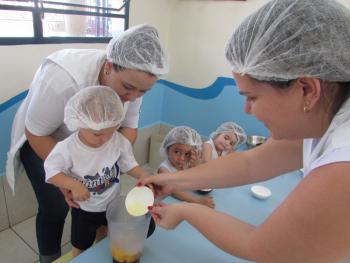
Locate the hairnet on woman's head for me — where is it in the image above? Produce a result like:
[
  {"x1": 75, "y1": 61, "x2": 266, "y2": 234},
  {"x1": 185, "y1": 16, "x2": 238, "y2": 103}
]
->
[
  {"x1": 106, "y1": 24, "x2": 169, "y2": 78},
  {"x1": 210, "y1": 122, "x2": 247, "y2": 149},
  {"x1": 225, "y1": 0, "x2": 350, "y2": 82},
  {"x1": 160, "y1": 126, "x2": 202, "y2": 156},
  {"x1": 64, "y1": 86, "x2": 124, "y2": 132}
]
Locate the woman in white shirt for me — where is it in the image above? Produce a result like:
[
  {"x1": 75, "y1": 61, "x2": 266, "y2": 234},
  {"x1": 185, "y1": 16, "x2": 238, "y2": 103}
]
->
[
  {"x1": 6, "y1": 24, "x2": 168, "y2": 262},
  {"x1": 140, "y1": 0, "x2": 350, "y2": 262}
]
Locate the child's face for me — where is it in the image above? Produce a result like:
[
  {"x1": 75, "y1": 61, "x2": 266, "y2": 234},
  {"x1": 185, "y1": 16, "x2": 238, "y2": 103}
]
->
[
  {"x1": 167, "y1": 143, "x2": 194, "y2": 170},
  {"x1": 78, "y1": 126, "x2": 117, "y2": 148},
  {"x1": 213, "y1": 132, "x2": 237, "y2": 152}
]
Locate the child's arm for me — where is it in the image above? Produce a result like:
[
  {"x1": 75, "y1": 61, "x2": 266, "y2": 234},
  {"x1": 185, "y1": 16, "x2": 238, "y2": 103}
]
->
[
  {"x1": 48, "y1": 173, "x2": 90, "y2": 201},
  {"x1": 127, "y1": 166, "x2": 148, "y2": 180},
  {"x1": 171, "y1": 191, "x2": 215, "y2": 208},
  {"x1": 158, "y1": 167, "x2": 215, "y2": 208},
  {"x1": 201, "y1": 142, "x2": 213, "y2": 163}
]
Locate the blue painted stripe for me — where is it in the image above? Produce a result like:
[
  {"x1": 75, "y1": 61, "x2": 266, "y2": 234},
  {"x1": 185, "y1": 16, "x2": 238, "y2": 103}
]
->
[
  {"x1": 158, "y1": 77, "x2": 236, "y2": 99},
  {"x1": 0, "y1": 77, "x2": 236, "y2": 112},
  {"x1": 0, "y1": 90, "x2": 28, "y2": 113}
]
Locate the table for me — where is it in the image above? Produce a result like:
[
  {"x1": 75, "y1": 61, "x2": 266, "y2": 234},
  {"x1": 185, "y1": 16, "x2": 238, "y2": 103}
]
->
[{"x1": 71, "y1": 170, "x2": 302, "y2": 263}]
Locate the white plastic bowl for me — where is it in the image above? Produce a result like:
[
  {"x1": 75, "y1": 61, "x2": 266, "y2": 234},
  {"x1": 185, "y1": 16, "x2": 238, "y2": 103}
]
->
[{"x1": 250, "y1": 185, "x2": 271, "y2": 200}]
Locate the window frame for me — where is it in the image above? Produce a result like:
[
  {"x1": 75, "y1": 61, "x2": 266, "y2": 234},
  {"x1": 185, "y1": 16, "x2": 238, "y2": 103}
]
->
[{"x1": 0, "y1": 0, "x2": 130, "y2": 45}]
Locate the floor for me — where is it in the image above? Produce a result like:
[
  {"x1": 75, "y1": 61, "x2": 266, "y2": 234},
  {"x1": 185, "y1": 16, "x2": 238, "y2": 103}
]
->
[{"x1": 0, "y1": 165, "x2": 156, "y2": 263}]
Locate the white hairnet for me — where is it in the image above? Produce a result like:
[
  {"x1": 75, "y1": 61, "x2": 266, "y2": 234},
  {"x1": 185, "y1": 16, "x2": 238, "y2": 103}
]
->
[
  {"x1": 64, "y1": 86, "x2": 124, "y2": 131},
  {"x1": 210, "y1": 122, "x2": 247, "y2": 149},
  {"x1": 106, "y1": 24, "x2": 169, "y2": 78},
  {"x1": 160, "y1": 126, "x2": 202, "y2": 157},
  {"x1": 225, "y1": 0, "x2": 350, "y2": 82}
]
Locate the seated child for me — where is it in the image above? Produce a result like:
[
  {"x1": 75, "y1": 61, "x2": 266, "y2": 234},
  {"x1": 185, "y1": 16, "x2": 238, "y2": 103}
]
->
[
  {"x1": 44, "y1": 85, "x2": 153, "y2": 258},
  {"x1": 202, "y1": 122, "x2": 247, "y2": 162},
  {"x1": 158, "y1": 126, "x2": 215, "y2": 208}
]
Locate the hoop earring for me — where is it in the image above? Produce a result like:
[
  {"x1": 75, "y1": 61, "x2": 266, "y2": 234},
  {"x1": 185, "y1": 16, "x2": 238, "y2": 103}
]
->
[{"x1": 105, "y1": 71, "x2": 110, "y2": 75}]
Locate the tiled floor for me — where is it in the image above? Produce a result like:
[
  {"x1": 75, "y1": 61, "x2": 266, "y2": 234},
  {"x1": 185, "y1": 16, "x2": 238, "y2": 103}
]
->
[
  {"x1": 0, "y1": 210, "x2": 72, "y2": 263},
  {"x1": 0, "y1": 165, "x2": 156, "y2": 263}
]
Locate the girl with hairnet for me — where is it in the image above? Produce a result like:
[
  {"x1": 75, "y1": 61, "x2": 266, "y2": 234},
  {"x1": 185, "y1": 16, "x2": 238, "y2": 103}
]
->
[
  {"x1": 158, "y1": 126, "x2": 215, "y2": 208},
  {"x1": 44, "y1": 86, "x2": 154, "y2": 258},
  {"x1": 202, "y1": 122, "x2": 247, "y2": 162},
  {"x1": 140, "y1": 0, "x2": 350, "y2": 262},
  {"x1": 6, "y1": 24, "x2": 168, "y2": 262}
]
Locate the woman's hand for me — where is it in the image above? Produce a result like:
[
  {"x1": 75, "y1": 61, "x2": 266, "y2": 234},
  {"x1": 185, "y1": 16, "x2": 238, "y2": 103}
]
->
[
  {"x1": 137, "y1": 174, "x2": 175, "y2": 198},
  {"x1": 148, "y1": 202, "x2": 185, "y2": 230}
]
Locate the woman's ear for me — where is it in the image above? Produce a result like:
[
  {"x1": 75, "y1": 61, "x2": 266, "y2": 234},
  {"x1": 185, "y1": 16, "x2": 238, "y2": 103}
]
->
[
  {"x1": 297, "y1": 77, "x2": 322, "y2": 112},
  {"x1": 104, "y1": 61, "x2": 114, "y2": 72}
]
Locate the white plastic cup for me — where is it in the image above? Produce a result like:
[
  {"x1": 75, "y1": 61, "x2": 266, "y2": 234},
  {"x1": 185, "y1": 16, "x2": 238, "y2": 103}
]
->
[
  {"x1": 125, "y1": 186, "x2": 154, "y2": 217},
  {"x1": 107, "y1": 195, "x2": 151, "y2": 263}
]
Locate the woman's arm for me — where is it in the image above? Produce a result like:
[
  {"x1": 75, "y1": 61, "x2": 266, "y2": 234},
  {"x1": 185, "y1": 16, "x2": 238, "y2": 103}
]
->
[
  {"x1": 142, "y1": 139, "x2": 303, "y2": 192},
  {"x1": 25, "y1": 128, "x2": 57, "y2": 160},
  {"x1": 119, "y1": 127, "x2": 138, "y2": 145},
  {"x1": 151, "y1": 162, "x2": 350, "y2": 262},
  {"x1": 158, "y1": 166, "x2": 214, "y2": 208}
]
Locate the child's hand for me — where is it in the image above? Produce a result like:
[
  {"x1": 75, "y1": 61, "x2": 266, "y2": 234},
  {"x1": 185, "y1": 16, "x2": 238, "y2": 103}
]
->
[
  {"x1": 199, "y1": 196, "x2": 215, "y2": 208},
  {"x1": 71, "y1": 181, "x2": 90, "y2": 201},
  {"x1": 188, "y1": 149, "x2": 202, "y2": 168}
]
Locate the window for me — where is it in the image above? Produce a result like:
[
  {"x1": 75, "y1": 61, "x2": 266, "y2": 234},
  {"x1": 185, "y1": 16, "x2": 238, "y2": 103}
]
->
[{"x1": 0, "y1": 0, "x2": 130, "y2": 45}]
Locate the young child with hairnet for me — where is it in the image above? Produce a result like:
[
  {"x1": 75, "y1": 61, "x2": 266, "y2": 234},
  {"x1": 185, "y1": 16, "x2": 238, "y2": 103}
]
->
[
  {"x1": 202, "y1": 122, "x2": 247, "y2": 163},
  {"x1": 44, "y1": 85, "x2": 153, "y2": 258},
  {"x1": 158, "y1": 126, "x2": 215, "y2": 208}
]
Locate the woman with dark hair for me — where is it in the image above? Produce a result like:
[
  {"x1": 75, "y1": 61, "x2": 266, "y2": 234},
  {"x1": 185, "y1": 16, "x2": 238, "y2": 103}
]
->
[{"x1": 140, "y1": 1, "x2": 350, "y2": 262}]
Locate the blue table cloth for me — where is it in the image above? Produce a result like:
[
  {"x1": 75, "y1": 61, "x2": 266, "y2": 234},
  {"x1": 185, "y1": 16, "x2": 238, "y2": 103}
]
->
[{"x1": 71, "y1": 170, "x2": 302, "y2": 263}]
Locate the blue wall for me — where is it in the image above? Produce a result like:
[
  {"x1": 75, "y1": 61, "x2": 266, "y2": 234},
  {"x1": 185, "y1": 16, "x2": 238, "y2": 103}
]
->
[{"x1": 0, "y1": 78, "x2": 268, "y2": 176}]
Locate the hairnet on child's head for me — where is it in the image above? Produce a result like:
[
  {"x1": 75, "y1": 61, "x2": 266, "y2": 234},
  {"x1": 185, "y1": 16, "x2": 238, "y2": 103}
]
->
[
  {"x1": 64, "y1": 86, "x2": 124, "y2": 132},
  {"x1": 225, "y1": 0, "x2": 350, "y2": 82},
  {"x1": 106, "y1": 24, "x2": 169, "y2": 78},
  {"x1": 160, "y1": 126, "x2": 202, "y2": 157},
  {"x1": 210, "y1": 122, "x2": 247, "y2": 149}
]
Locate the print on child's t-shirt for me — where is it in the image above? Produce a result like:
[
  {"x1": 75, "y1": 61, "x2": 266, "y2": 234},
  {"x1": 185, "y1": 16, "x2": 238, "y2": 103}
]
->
[{"x1": 80, "y1": 163, "x2": 120, "y2": 195}]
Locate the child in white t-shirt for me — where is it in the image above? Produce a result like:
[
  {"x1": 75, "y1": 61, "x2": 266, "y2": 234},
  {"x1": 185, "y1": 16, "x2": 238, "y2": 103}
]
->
[
  {"x1": 202, "y1": 122, "x2": 247, "y2": 162},
  {"x1": 44, "y1": 85, "x2": 151, "y2": 258},
  {"x1": 158, "y1": 126, "x2": 215, "y2": 208}
]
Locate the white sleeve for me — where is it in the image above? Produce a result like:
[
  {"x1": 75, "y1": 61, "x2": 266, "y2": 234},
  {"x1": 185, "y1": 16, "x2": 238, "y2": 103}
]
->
[
  {"x1": 44, "y1": 142, "x2": 71, "y2": 182},
  {"x1": 25, "y1": 63, "x2": 75, "y2": 136},
  {"x1": 120, "y1": 97, "x2": 142, "y2": 129},
  {"x1": 309, "y1": 147, "x2": 350, "y2": 172},
  {"x1": 116, "y1": 133, "x2": 139, "y2": 172}
]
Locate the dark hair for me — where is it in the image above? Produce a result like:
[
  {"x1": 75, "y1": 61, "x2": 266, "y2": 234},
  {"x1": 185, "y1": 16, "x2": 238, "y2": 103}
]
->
[
  {"x1": 260, "y1": 79, "x2": 350, "y2": 117},
  {"x1": 112, "y1": 63, "x2": 156, "y2": 77}
]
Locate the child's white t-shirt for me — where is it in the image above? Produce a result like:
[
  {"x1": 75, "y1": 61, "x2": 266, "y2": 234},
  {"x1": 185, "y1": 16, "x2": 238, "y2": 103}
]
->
[
  {"x1": 44, "y1": 131, "x2": 138, "y2": 212},
  {"x1": 159, "y1": 159, "x2": 178, "y2": 173},
  {"x1": 204, "y1": 139, "x2": 220, "y2": 160}
]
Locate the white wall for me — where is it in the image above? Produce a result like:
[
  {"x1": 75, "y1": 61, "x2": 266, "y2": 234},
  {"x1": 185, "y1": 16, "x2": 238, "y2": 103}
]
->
[
  {"x1": 129, "y1": 0, "x2": 176, "y2": 57},
  {"x1": 0, "y1": 43, "x2": 105, "y2": 102},
  {"x1": 0, "y1": 0, "x2": 176, "y2": 103},
  {"x1": 167, "y1": 0, "x2": 266, "y2": 87},
  {"x1": 165, "y1": 0, "x2": 350, "y2": 87}
]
